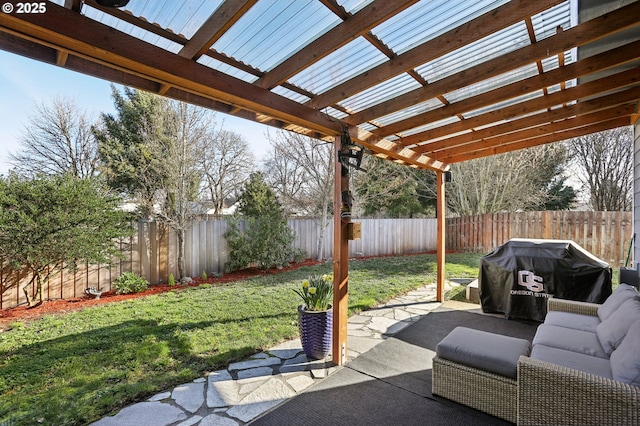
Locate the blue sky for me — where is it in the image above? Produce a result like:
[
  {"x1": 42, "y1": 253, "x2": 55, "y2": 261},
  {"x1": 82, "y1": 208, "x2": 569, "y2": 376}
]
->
[{"x1": 0, "y1": 49, "x2": 272, "y2": 174}]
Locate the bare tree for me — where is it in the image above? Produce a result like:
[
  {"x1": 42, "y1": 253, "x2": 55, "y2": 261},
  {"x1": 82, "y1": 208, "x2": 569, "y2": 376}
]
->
[
  {"x1": 198, "y1": 129, "x2": 255, "y2": 215},
  {"x1": 439, "y1": 144, "x2": 572, "y2": 216},
  {"x1": 153, "y1": 100, "x2": 210, "y2": 279},
  {"x1": 263, "y1": 131, "x2": 334, "y2": 259},
  {"x1": 567, "y1": 127, "x2": 633, "y2": 211},
  {"x1": 10, "y1": 97, "x2": 99, "y2": 178},
  {"x1": 96, "y1": 87, "x2": 228, "y2": 279}
]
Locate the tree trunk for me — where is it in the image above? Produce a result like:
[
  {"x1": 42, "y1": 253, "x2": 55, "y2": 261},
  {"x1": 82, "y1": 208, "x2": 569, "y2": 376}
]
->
[
  {"x1": 316, "y1": 196, "x2": 330, "y2": 261},
  {"x1": 177, "y1": 228, "x2": 186, "y2": 279},
  {"x1": 23, "y1": 274, "x2": 44, "y2": 307}
]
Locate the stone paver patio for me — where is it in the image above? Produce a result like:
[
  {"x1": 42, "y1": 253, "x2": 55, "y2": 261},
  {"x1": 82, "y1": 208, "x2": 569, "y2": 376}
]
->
[{"x1": 91, "y1": 282, "x2": 455, "y2": 425}]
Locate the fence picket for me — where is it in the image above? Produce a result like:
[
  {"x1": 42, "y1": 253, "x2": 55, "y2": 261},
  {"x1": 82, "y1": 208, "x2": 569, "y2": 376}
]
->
[{"x1": 0, "y1": 213, "x2": 631, "y2": 309}]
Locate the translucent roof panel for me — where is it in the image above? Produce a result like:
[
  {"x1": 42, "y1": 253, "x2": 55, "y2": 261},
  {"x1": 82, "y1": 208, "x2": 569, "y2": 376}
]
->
[
  {"x1": 445, "y1": 64, "x2": 540, "y2": 104},
  {"x1": 416, "y1": 21, "x2": 530, "y2": 84},
  {"x1": 83, "y1": 5, "x2": 183, "y2": 54},
  {"x1": 322, "y1": 107, "x2": 349, "y2": 121},
  {"x1": 374, "y1": 98, "x2": 445, "y2": 128},
  {"x1": 196, "y1": 56, "x2": 259, "y2": 84},
  {"x1": 339, "y1": 74, "x2": 422, "y2": 113},
  {"x1": 531, "y1": 1, "x2": 572, "y2": 42},
  {"x1": 337, "y1": 0, "x2": 375, "y2": 14},
  {"x1": 462, "y1": 90, "x2": 544, "y2": 119},
  {"x1": 287, "y1": 37, "x2": 388, "y2": 95},
  {"x1": 541, "y1": 51, "x2": 575, "y2": 72},
  {"x1": 271, "y1": 86, "x2": 311, "y2": 104},
  {"x1": 113, "y1": 0, "x2": 224, "y2": 40},
  {"x1": 371, "y1": 0, "x2": 510, "y2": 54},
  {"x1": 401, "y1": 116, "x2": 462, "y2": 137},
  {"x1": 212, "y1": 0, "x2": 340, "y2": 72}
]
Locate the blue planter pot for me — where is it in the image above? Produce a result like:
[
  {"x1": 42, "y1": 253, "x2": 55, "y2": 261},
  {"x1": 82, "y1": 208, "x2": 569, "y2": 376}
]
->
[{"x1": 297, "y1": 304, "x2": 333, "y2": 360}]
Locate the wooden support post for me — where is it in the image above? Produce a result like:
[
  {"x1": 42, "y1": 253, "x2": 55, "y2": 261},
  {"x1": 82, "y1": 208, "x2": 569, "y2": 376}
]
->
[
  {"x1": 333, "y1": 134, "x2": 350, "y2": 366},
  {"x1": 436, "y1": 170, "x2": 446, "y2": 302}
]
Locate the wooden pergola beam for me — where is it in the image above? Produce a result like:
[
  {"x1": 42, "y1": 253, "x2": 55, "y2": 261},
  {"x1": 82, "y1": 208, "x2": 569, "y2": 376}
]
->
[
  {"x1": 343, "y1": 1, "x2": 640, "y2": 127},
  {"x1": 307, "y1": 0, "x2": 564, "y2": 109},
  {"x1": 433, "y1": 105, "x2": 637, "y2": 161},
  {"x1": 373, "y1": 39, "x2": 640, "y2": 138},
  {"x1": 396, "y1": 67, "x2": 640, "y2": 147},
  {"x1": 179, "y1": 0, "x2": 258, "y2": 60},
  {"x1": 256, "y1": 0, "x2": 417, "y2": 90},
  {"x1": 416, "y1": 88, "x2": 640, "y2": 155},
  {"x1": 441, "y1": 116, "x2": 632, "y2": 164}
]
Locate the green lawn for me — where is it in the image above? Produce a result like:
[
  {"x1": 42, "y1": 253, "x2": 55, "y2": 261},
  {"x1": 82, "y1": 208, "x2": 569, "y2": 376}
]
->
[{"x1": 0, "y1": 253, "x2": 481, "y2": 425}]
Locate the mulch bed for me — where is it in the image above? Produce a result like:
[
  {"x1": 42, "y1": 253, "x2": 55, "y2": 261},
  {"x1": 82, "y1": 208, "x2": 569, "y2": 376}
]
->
[{"x1": 0, "y1": 259, "x2": 323, "y2": 330}]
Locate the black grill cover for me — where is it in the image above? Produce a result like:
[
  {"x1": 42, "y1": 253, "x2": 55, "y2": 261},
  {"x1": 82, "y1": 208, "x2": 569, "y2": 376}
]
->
[{"x1": 479, "y1": 238, "x2": 612, "y2": 321}]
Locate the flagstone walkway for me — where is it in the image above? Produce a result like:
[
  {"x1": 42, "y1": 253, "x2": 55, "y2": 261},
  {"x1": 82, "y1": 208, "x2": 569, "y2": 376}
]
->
[{"x1": 91, "y1": 283, "x2": 452, "y2": 426}]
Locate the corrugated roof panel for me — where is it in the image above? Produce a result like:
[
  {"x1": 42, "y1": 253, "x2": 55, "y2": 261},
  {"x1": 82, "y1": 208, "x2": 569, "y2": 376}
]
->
[
  {"x1": 323, "y1": 106, "x2": 349, "y2": 120},
  {"x1": 416, "y1": 21, "x2": 530, "y2": 84},
  {"x1": 400, "y1": 116, "x2": 462, "y2": 137},
  {"x1": 196, "y1": 56, "x2": 259, "y2": 84},
  {"x1": 374, "y1": 98, "x2": 445, "y2": 128},
  {"x1": 339, "y1": 74, "x2": 421, "y2": 113},
  {"x1": 287, "y1": 37, "x2": 388, "y2": 94},
  {"x1": 445, "y1": 64, "x2": 540, "y2": 104},
  {"x1": 540, "y1": 50, "x2": 574, "y2": 72},
  {"x1": 358, "y1": 122, "x2": 378, "y2": 132},
  {"x1": 337, "y1": 0, "x2": 375, "y2": 14},
  {"x1": 112, "y1": 0, "x2": 224, "y2": 40},
  {"x1": 531, "y1": 1, "x2": 571, "y2": 42},
  {"x1": 371, "y1": 0, "x2": 510, "y2": 54},
  {"x1": 83, "y1": 5, "x2": 183, "y2": 53},
  {"x1": 462, "y1": 90, "x2": 544, "y2": 119},
  {"x1": 212, "y1": 0, "x2": 340, "y2": 72},
  {"x1": 271, "y1": 86, "x2": 311, "y2": 104}
]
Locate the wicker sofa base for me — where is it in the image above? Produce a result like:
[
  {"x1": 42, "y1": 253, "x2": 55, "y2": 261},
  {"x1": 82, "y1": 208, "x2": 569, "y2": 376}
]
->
[{"x1": 432, "y1": 356, "x2": 518, "y2": 423}]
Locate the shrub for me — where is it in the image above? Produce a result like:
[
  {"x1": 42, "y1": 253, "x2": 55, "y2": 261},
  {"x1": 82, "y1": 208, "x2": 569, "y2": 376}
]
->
[
  {"x1": 113, "y1": 272, "x2": 149, "y2": 295},
  {"x1": 201, "y1": 270, "x2": 207, "y2": 280},
  {"x1": 168, "y1": 273, "x2": 175, "y2": 286}
]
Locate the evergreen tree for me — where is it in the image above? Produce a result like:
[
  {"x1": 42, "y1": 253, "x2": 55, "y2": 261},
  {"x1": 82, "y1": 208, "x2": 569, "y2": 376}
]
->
[
  {"x1": 226, "y1": 172, "x2": 304, "y2": 271},
  {"x1": 0, "y1": 173, "x2": 132, "y2": 306}
]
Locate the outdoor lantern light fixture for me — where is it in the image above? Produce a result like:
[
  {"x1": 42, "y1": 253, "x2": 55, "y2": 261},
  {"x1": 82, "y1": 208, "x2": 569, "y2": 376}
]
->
[{"x1": 338, "y1": 129, "x2": 366, "y2": 172}]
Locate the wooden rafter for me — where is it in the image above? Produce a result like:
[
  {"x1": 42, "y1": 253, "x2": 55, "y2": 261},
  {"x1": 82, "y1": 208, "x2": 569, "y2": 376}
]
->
[
  {"x1": 441, "y1": 116, "x2": 632, "y2": 163},
  {"x1": 399, "y1": 67, "x2": 640, "y2": 147},
  {"x1": 256, "y1": 0, "x2": 417, "y2": 90},
  {"x1": 434, "y1": 105, "x2": 637, "y2": 161},
  {"x1": 179, "y1": 0, "x2": 258, "y2": 60},
  {"x1": 416, "y1": 87, "x2": 640, "y2": 155},
  {"x1": 344, "y1": 1, "x2": 640, "y2": 128},
  {"x1": 307, "y1": 0, "x2": 564, "y2": 109},
  {"x1": 373, "y1": 39, "x2": 640, "y2": 138}
]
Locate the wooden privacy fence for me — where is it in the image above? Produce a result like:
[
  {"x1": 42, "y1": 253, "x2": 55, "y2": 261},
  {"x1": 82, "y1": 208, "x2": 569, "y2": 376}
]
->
[
  {"x1": 446, "y1": 211, "x2": 633, "y2": 267},
  {"x1": 2, "y1": 213, "x2": 631, "y2": 309},
  {"x1": 1, "y1": 218, "x2": 437, "y2": 309}
]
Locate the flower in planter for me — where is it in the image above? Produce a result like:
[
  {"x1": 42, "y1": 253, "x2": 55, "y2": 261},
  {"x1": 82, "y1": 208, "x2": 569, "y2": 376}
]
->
[{"x1": 294, "y1": 274, "x2": 333, "y2": 311}]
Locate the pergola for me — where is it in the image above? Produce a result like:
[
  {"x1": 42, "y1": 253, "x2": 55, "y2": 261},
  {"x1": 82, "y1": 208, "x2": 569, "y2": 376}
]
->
[{"x1": 1, "y1": 0, "x2": 638, "y2": 365}]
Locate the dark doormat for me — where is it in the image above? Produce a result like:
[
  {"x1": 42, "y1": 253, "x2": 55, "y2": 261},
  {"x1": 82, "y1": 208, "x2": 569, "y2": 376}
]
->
[{"x1": 250, "y1": 306, "x2": 538, "y2": 425}]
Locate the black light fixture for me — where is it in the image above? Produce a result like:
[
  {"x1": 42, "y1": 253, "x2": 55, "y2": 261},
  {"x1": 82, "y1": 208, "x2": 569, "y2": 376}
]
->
[
  {"x1": 95, "y1": 0, "x2": 130, "y2": 7},
  {"x1": 338, "y1": 129, "x2": 366, "y2": 172}
]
